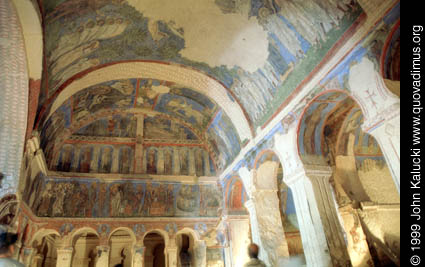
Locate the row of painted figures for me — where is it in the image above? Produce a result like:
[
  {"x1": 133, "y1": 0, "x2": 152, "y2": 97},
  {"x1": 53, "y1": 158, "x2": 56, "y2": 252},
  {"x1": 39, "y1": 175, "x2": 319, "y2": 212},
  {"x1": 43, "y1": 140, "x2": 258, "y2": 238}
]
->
[
  {"x1": 54, "y1": 144, "x2": 214, "y2": 176},
  {"x1": 23, "y1": 173, "x2": 221, "y2": 218}
]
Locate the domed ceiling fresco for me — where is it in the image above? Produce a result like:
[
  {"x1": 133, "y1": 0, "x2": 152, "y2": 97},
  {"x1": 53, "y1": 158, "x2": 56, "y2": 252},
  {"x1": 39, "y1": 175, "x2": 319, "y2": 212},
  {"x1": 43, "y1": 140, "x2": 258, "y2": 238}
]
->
[{"x1": 36, "y1": 0, "x2": 365, "y2": 174}]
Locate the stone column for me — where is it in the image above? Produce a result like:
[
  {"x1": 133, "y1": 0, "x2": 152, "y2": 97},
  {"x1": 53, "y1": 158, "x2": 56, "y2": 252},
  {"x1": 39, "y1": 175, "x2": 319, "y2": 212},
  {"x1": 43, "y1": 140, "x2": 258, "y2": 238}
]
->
[
  {"x1": 33, "y1": 254, "x2": 44, "y2": 267},
  {"x1": 95, "y1": 245, "x2": 110, "y2": 267},
  {"x1": 284, "y1": 172, "x2": 331, "y2": 266},
  {"x1": 193, "y1": 240, "x2": 207, "y2": 267},
  {"x1": 304, "y1": 165, "x2": 351, "y2": 267},
  {"x1": 56, "y1": 247, "x2": 73, "y2": 267},
  {"x1": 251, "y1": 189, "x2": 289, "y2": 265},
  {"x1": 244, "y1": 199, "x2": 271, "y2": 266},
  {"x1": 133, "y1": 245, "x2": 145, "y2": 267},
  {"x1": 23, "y1": 247, "x2": 36, "y2": 267},
  {"x1": 339, "y1": 205, "x2": 373, "y2": 267},
  {"x1": 165, "y1": 246, "x2": 178, "y2": 267},
  {"x1": 349, "y1": 57, "x2": 400, "y2": 193}
]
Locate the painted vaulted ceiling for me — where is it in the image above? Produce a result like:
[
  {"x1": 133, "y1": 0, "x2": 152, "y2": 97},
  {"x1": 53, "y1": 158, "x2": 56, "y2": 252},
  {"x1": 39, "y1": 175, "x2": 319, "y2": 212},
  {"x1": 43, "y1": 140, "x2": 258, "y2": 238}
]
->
[{"x1": 35, "y1": 0, "x2": 365, "y2": 175}]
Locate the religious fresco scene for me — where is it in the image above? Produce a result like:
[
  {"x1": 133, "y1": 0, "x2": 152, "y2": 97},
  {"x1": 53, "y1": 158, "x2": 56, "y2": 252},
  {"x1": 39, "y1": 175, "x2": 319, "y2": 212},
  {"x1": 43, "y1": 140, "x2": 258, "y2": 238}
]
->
[{"x1": 0, "y1": 0, "x2": 401, "y2": 266}]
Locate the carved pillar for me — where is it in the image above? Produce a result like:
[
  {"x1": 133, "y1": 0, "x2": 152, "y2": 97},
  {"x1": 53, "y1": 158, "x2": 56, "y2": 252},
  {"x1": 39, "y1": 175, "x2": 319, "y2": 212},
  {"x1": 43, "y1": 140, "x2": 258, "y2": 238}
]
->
[
  {"x1": 56, "y1": 247, "x2": 73, "y2": 267},
  {"x1": 193, "y1": 240, "x2": 206, "y2": 267},
  {"x1": 305, "y1": 165, "x2": 351, "y2": 267},
  {"x1": 188, "y1": 148, "x2": 196, "y2": 176},
  {"x1": 244, "y1": 199, "x2": 271, "y2": 266},
  {"x1": 339, "y1": 206, "x2": 374, "y2": 267},
  {"x1": 33, "y1": 254, "x2": 44, "y2": 267},
  {"x1": 165, "y1": 246, "x2": 178, "y2": 267},
  {"x1": 89, "y1": 146, "x2": 101, "y2": 173},
  {"x1": 284, "y1": 171, "x2": 332, "y2": 267},
  {"x1": 251, "y1": 188, "x2": 289, "y2": 265},
  {"x1": 23, "y1": 247, "x2": 36, "y2": 267},
  {"x1": 95, "y1": 245, "x2": 110, "y2": 267},
  {"x1": 349, "y1": 57, "x2": 400, "y2": 193},
  {"x1": 133, "y1": 245, "x2": 145, "y2": 267}
]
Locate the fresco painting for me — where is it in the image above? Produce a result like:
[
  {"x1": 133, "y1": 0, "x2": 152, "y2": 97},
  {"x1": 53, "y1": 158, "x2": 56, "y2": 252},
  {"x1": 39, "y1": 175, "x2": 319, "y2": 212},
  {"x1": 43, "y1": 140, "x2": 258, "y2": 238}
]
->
[
  {"x1": 119, "y1": 146, "x2": 133, "y2": 174},
  {"x1": 143, "y1": 115, "x2": 197, "y2": 140},
  {"x1": 146, "y1": 148, "x2": 158, "y2": 174},
  {"x1": 39, "y1": 0, "x2": 364, "y2": 131},
  {"x1": 23, "y1": 176, "x2": 221, "y2": 218},
  {"x1": 225, "y1": 179, "x2": 248, "y2": 215},
  {"x1": 75, "y1": 114, "x2": 137, "y2": 138},
  {"x1": 71, "y1": 79, "x2": 137, "y2": 123},
  {"x1": 207, "y1": 111, "x2": 241, "y2": 171},
  {"x1": 56, "y1": 144, "x2": 74, "y2": 172},
  {"x1": 42, "y1": 78, "x2": 234, "y2": 172},
  {"x1": 155, "y1": 93, "x2": 214, "y2": 130},
  {"x1": 98, "y1": 146, "x2": 113, "y2": 173},
  {"x1": 277, "y1": 180, "x2": 299, "y2": 232},
  {"x1": 53, "y1": 143, "x2": 213, "y2": 176},
  {"x1": 320, "y1": 2, "x2": 400, "y2": 90},
  {"x1": 78, "y1": 146, "x2": 93, "y2": 173}
]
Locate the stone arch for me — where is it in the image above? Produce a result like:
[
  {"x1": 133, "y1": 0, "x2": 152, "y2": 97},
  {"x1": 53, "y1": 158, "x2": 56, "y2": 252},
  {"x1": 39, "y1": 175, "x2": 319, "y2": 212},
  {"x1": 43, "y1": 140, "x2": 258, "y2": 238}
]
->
[
  {"x1": 252, "y1": 149, "x2": 282, "y2": 190},
  {"x1": 142, "y1": 229, "x2": 170, "y2": 247},
  {"x1": 30, "y1": 229, "x2": 61, "y2": 247},
  {"x1": 0, "y1": 0, "x2": 29, "y2": 197},
  {"x1": 296, "y1": 89, "x2": 400, "y2": 266},
  {"x1": 0, "y1": 194, "x2": 18, "y2": 226},
  {"x1": 175, "y1": 227, "x2": 200, "y2": 242},
  {"x1": 71, "y1": 227, "x2": 99, "y2": 243},
  {"x1": 108, "y1": 227, "x2": 137, "y2": 245},
  {"x1": 175, "y1": 228, "x2": 201, "y2": 267},
  {"x1": 380, "y1": 21, "x2": 400, "y2": 83}
]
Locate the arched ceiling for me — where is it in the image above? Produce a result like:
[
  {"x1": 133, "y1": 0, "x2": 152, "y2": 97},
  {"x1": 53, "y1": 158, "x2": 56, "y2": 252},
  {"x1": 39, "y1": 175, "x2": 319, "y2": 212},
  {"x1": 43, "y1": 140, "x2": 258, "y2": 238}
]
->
[{"x1": 36, "y1": 0, "x2": 365, "y2": 175}]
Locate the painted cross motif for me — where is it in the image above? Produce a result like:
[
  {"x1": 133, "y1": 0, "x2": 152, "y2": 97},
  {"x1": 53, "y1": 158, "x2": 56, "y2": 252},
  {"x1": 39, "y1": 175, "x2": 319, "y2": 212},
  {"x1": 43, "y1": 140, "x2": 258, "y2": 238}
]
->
[{"x1": 364, "y1": 88, "x2": 378, "y2": 110}]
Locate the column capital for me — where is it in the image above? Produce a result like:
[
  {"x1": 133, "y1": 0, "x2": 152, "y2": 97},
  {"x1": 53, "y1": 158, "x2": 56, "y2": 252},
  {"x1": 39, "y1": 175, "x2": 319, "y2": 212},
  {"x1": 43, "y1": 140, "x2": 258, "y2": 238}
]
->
[
  {"x1": 244, "y1": 199, "x2": 255, "y2": 211},
  {"x1": 362, "y1": 102, "x2": 400, "y2": 133}
]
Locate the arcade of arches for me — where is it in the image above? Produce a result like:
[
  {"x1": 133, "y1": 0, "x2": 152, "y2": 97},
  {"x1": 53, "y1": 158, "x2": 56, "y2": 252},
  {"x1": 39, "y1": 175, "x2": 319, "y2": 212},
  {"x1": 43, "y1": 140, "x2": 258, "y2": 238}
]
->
[{"x1": 0, "y1": 0, "x2": 400, "y2": 266}]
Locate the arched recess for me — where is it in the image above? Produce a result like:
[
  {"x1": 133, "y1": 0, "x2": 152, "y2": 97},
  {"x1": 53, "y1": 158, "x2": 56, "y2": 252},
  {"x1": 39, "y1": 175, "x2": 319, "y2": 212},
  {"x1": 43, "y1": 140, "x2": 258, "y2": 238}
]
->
[
  {"x1": 297, "y1": 90, "x2": 400, "y2": 266},
  {"x1": 380, "y1": 21, "x2": 400, "y2": 97},
  {"x1": 224, "y1": 176, "x2": 248, "y2": 215},
  {"x1": 0, "y1": 194, "x2": 18, "y2": 226},
  {"x1": 39, "y1": 61, "x2": 253, "y2": 142},
  {"x1": 71, "y1": 228, "x2": 100, "y2": 267},
  {"x1": 0, "y1": 0, "x2": 29, "y2": 197},
  {"x1": 143, "y1": 230, "x2": 169, "y2": 267},
  {"x1": 175, "y1": 228, "x2": 200, "y2": 267},
  {"x1": 29, "y1": 229, "x2": 61, "y2": 267},
  {"x1": 108, "y1": 227, "x2": 137, "y2": 267}
]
